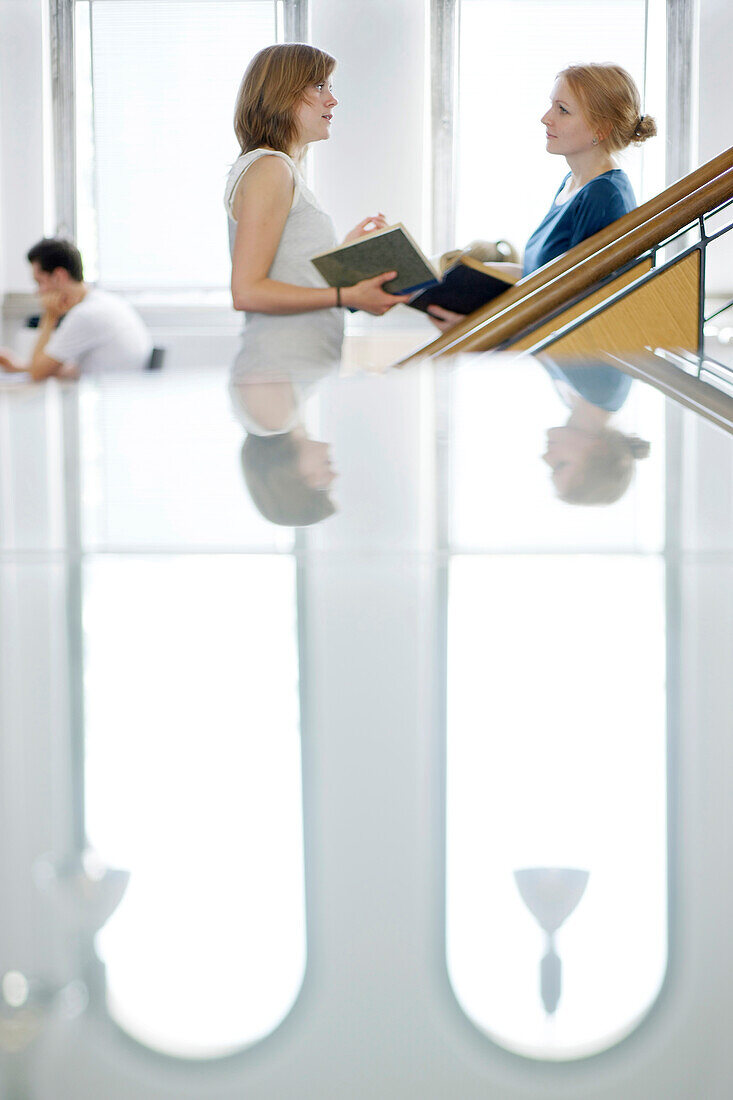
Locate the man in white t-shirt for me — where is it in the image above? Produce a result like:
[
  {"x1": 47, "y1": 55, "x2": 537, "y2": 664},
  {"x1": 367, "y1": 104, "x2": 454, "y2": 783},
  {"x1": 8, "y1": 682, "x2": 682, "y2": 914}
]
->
[{"x1": 0, "y1": 238, "x2": 152, "y2": 381}]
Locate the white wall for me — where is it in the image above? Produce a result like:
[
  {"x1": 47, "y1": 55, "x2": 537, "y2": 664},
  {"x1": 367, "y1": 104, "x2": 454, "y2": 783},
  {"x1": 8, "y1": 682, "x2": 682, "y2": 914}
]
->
[
  {"x1": 0, "y1": 0, "x2": 46, "y2": 297},
  {"x1": 697, "y1": 0, "x2": 733, "y2": 165},
  {"x1": 0, "y1": 11, "x2": 4, "y2": 316},
  {"x1": 309, "y1": 0, "x2": 427, "y2": 245},
  {"x1": 697, "y1": 0, "x2": 733, "y2": 297}
]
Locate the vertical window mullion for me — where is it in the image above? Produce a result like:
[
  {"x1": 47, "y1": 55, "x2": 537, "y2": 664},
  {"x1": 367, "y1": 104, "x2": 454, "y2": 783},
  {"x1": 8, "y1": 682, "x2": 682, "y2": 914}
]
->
[
  {"x1": 430, "y1": 0, "x2": 458, "y2": 255},
  {"x1": 50, "y1": 0, "x2": 77, "y2": 238},
  {"x1": 666, "y1": 0, "x2": 697, "y2": 184}
]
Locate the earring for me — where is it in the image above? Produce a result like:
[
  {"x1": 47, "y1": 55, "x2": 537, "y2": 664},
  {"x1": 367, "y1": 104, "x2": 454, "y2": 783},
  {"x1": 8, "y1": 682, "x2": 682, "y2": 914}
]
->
[{"x1": 592, "y1": 136, "x2": 598, "y2": 145}]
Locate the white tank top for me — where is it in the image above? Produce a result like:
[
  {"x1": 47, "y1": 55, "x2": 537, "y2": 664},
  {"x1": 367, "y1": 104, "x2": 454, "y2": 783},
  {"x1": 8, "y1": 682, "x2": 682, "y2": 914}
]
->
[{"x1": 224, "y1": 149, "x2": 344, "y2": 401}]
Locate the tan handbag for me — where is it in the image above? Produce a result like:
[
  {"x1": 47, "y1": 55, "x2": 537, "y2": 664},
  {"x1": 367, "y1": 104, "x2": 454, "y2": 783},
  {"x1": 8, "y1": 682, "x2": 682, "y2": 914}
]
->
[{"x1": 439, "y1": 238, "x2": 519, "y2": 274}]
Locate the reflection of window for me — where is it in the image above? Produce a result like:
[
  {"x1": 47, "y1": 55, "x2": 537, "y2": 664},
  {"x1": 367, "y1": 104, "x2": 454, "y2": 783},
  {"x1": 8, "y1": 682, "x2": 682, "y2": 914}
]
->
[
  {"x1": 443, "y1": 360, "x2": 669, "y2": 1060},
  {"x1": 84, "y1": 555, "x2": 305, "y2": 1059},
  {"x1": 78, "y1": 372, "x2": 296, "y2": 551},
  {"x1": 78, "y1": 369, "x2": 306, "y2": 1059},
  {"x1": 447, "y1": 557, "x2": 667, "y2": 1059},
  {"x1": 431, "y1": 0, "x2": 667, "y2": 253},
  {"x1": 66, "y1": 0, "x2": 304, "y2": 289}
]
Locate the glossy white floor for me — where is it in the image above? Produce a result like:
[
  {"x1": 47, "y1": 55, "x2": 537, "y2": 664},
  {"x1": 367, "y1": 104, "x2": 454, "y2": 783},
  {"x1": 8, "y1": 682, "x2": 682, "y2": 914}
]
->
[{"x1": 1, "y1": 351, "x2": 732, "y2": 1099}]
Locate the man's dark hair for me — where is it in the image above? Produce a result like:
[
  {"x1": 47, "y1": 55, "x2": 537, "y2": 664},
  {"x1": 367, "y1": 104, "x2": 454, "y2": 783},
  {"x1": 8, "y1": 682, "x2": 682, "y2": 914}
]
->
[{"x1": 26, "y1": 238, "x2": 84, "y2": 282}]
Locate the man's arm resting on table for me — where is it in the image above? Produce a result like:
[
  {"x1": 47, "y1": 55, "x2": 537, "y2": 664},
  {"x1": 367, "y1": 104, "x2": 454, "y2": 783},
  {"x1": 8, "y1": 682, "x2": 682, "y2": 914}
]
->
[{"x1": 0, "y1": 314, "x2": 63, "y2": 381}]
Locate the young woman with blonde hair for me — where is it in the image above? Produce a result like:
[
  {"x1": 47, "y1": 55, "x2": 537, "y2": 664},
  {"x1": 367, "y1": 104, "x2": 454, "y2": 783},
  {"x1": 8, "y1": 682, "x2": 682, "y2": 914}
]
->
[
  {"x1": 426, "y1": 63, "x2": 656, "y2": 507},
  {"x1": 530, "y1": 64, "x2": 656, "y2": 507},
  {"x1": 429, "y1": 62, "x2": 657, "y2": 330}
]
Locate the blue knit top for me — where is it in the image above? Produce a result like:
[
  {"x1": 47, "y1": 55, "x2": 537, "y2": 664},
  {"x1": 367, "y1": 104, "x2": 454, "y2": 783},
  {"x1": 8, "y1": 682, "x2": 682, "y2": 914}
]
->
[{"x1": 523, "y1": 169, "x2": 636, "y2": 277}]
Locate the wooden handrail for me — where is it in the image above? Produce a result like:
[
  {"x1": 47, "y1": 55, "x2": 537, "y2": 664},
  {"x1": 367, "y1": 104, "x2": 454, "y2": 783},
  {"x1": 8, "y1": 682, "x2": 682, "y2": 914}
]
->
[
  {"x1": 438, "y1": 166, "x2": 733, "y2": 355},
  {"x1": 398, "y1": 145, "x2": 733, "y2": 365}
]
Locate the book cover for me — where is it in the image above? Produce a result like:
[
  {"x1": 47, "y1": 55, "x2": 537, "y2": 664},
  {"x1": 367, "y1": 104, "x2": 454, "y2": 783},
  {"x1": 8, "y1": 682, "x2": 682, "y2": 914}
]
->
[
  {"x1": 408, "y1": 257, "x2": 517, "y2": 315},
  {"x1": 311, "y1": 224, "x2": 439, "y2": 296}
]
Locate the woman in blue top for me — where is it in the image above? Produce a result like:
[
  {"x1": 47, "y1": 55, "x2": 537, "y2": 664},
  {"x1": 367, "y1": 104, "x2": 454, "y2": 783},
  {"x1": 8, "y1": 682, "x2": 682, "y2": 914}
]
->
[
  {"x1": 429, "y1": 62, "x2": 657, "y2": 329},
  {"x1": 431, "y1": 63, "x2": 657, "y2": 505},
  {"x1": 528, "y1": 64, "x2": 656, "y2": 505}
]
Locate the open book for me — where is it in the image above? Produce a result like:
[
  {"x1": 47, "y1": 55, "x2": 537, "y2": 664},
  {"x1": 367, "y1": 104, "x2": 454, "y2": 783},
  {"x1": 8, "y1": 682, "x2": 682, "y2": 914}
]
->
[
  {"x1": 407, "y1": 255, "x2": 518, "y2": 315},
  {"x1": 311, "y1": 224, "x2": 439, "y2": 296}
]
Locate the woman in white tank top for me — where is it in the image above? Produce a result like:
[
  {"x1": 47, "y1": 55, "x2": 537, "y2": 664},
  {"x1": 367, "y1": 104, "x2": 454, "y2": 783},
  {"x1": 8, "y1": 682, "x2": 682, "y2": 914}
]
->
[
  {"x1": 225, "y1": 44, "x2": 409, "y2": 525},
  {"x1": 226, "y1": 45, "x2": 409, "y2": 383}
]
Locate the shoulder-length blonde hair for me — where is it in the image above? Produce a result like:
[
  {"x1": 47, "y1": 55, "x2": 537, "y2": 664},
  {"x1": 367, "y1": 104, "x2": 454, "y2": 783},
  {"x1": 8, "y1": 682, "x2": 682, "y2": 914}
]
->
[
  {"x1": 234, "y1": 43, "x2": 336, "y2": 156},
  {"x1": 559, "y1": 63, "x2": 657, "y2": 153}
]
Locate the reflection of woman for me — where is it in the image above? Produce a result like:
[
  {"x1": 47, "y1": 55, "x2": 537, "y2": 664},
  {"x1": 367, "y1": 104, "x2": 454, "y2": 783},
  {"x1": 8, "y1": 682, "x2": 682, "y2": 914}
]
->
[
  {"x1": 429, "y1": 63, "x2": 657, "y2": 330},
  {"x1": 232, "y1": 368, "x2": 337, "y2": 526},
  {"x1": 241, "y1": 430, "x2": 336, "y2": 527},
  {"x1": 541, "y1": 359, "x2": 650, "y2": 505}
]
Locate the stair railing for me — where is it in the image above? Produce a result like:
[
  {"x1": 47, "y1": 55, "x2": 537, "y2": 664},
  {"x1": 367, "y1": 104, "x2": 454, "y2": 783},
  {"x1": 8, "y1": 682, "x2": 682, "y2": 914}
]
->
[{"x1": 398, "y1": 146, "x2": 733, "y2": 365}]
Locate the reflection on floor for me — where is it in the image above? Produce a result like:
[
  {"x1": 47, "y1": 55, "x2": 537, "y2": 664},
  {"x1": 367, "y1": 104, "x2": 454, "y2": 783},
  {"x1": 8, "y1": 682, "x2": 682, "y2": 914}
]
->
[{"x1": 1, "y1": 353, "x2": 733, "y2": 1097}]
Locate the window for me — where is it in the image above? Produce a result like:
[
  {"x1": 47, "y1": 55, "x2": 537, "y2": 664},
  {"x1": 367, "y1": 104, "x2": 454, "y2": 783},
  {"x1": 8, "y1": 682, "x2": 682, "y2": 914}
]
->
[
  {"x1": 56, "y1": 0, "x2": 305, "y2": 290},
  {"x1": 77, "y1": 369, "x2": 306, "y2": 1059},
  {"x1": 84, "y1": 555, "x2": 304, "y2": 1059}
]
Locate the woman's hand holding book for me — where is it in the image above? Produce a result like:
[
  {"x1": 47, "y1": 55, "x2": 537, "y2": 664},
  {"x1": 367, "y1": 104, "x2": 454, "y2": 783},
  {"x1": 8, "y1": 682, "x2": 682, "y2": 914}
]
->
[
  {"x1": 426, "y1": 304, "x2": 466, "y2": 332},
  {"x1": 341, "y1": 272, "x2": 413, "y2": 316}
]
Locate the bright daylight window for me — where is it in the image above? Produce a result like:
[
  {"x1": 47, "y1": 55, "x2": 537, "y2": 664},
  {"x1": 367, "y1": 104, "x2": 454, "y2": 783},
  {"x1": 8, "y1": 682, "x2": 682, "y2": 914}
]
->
[
  {"x1": 84, "y1": 555, "x2": 305, "y2": 1059},
  {"x1": 74, "y1": 1, "x2": 292, "y2": 290},
  {"x1": 451, "y1": 0, "x2": 667, "y2": 257},
  {"x1": 444, "y1": 360, "x2": 668, "y2": 1060}
]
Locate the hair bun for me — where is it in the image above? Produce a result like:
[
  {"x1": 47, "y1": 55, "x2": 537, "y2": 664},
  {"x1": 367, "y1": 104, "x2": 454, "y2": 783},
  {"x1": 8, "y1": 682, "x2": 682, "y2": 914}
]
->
[{"x1": 633, "y1": 114, "x2": 658, "y2": 144}]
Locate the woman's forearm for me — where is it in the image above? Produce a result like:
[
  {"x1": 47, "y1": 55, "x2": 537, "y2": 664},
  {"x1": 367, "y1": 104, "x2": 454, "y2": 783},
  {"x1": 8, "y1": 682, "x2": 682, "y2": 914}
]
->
[{"x1": 232, "y1": 278, "x2": 338, "y2": 314}]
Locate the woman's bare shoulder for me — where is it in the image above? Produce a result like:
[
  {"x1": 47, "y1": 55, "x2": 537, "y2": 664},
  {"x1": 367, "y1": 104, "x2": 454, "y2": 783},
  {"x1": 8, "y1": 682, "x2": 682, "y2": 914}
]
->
[
  {"x1": 244, "y1": 151, "x2": 295, "y2": 179},
  {"x1": 231, "y1": 153, "x2": 295, "y2": 219}
]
